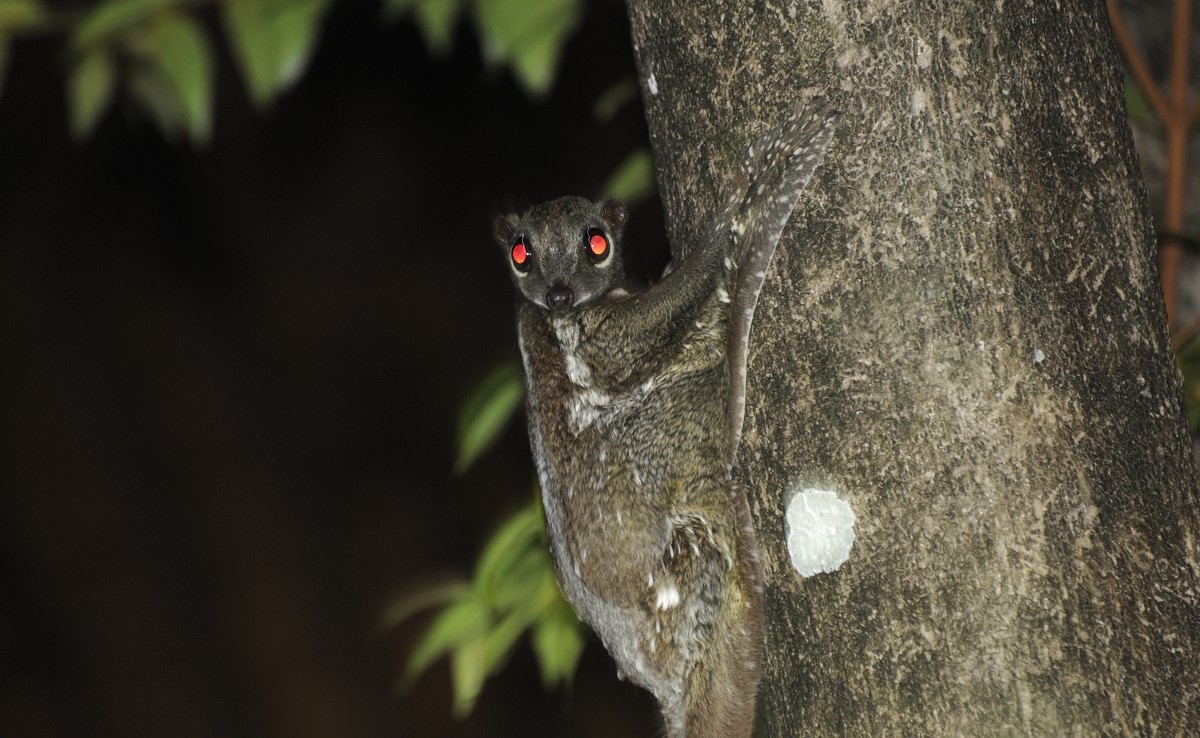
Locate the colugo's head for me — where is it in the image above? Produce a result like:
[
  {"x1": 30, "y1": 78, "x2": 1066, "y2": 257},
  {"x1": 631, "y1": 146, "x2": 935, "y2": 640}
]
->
[{"x1": 493, "y1": 196, "x2": 627, "y2": 311}]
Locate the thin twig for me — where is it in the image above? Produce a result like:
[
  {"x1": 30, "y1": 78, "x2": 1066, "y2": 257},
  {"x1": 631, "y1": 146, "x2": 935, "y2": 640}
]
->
[
  {"x1": 1107, "y1": 0, "x2": 1172, "y2": 122},
  {"x1": 1106, "y1": 0, "x2": 1194, "y2": 332},
  {"x1": 1159, "y1": 0, "x2": 1192, "y2": 330}
]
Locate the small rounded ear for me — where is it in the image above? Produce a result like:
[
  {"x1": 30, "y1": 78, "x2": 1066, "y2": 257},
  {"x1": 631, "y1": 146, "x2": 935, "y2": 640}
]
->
[
  {"x1": 601, "y1": 198, "x2": 627, "y2": 231},
  {"x1": 493, "y1": 214, "x2": 518, "y2": 247}
]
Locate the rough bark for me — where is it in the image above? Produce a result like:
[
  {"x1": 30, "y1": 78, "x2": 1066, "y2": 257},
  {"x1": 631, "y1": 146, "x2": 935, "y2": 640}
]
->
[{"x1": 626, "y1": 1, "x2": 1200, "y2": 735}]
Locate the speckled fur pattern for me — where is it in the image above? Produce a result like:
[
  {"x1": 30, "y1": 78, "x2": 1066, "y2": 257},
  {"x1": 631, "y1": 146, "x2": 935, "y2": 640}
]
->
[{"x1": 498, "y1": 99, "x2": 836, "y2": 738}]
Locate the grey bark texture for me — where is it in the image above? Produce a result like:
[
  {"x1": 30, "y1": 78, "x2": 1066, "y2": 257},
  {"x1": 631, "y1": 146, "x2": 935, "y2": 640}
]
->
[{"x1": 626, "y1": 1, "x2": 1200, "y2": 735}]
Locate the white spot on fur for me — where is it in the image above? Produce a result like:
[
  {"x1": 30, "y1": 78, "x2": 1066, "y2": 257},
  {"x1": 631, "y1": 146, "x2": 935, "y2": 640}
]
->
[
  {"x1": 786, "y1": 488, "x2": 856, "y2": 577},
  {"x1": 655, "y1": 583, "x2": 681, "y2": 610},
  {"x1": 647, "y1": 73, "x2": 658, "y2": 96}
]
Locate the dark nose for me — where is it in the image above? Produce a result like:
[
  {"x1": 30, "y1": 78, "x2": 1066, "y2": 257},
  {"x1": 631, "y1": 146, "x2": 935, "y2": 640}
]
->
[{"x1": 546, "y1": 285, "x2": 574, "y2": 310}]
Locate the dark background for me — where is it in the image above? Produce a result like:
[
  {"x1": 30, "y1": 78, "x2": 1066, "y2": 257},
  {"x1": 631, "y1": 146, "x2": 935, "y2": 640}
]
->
[{"x1": 0, "y1": 2, "x2": 666, "y2": 735}]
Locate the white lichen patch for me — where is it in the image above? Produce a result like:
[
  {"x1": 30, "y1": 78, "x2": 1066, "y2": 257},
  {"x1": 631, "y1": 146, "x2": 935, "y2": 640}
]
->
[{"x1": 786, "y1": 488, "x2": 856, "y2": 577}]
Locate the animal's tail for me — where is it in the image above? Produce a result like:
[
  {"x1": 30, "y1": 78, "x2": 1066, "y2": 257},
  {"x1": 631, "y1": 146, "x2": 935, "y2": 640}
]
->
[{"x1": 726, "y1": 98, "x2": 838, "y2": 458}]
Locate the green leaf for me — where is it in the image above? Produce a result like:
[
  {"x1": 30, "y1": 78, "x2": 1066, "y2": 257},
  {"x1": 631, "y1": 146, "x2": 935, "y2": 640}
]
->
[
  {"x1": 0, "y1": 41, "x2": 9, "y2": 103},
  {"x1": 454, "y1": 361, "x2": 524, "y2": 474},
  {"x1": 127, "y1": 63, "x2": 184, "y2": 141},
  {"x1": 530, "y1": 599, "x2": 584, "y2": 688},
  {"x1": 603, "y1": 148, "x2": 655, "y2": 205},
  {"x1": 149, "y1": 13, "x2": 213, "y2": 141},
  {"x1": 403, "y1": 596, "x2": 490, "y2": 689},
  {"x1": 222, "y1": 0, "x2": 329, "y2": 107},
  {"x1": 449, "y1": 635, "x2": 488, "y2": 718},
  {"x1": 592, "y1": 79, "x2": 636, "y2": 122},
  {"x1": 414, "y1": 0, "x2": 460, "y2": 54},
  {"x1": 482, "y1": 608, "x2": 536, "y2": 675},
  {"x1": 500, "y1": 555, "x2": 564, "y2": 627},
  {"x1": 472, "y1": 0, "x2": 581, "y2": 97},
  {"x1": 474, "y1": 501, "x2": 541, "y2": 597},
  {"x1": 0, "y1": 0, "x2": 44, "y2": 34},
  {"x1": 385, "y1": 0, "x2": 460, "y2": 55},
  {"x1": 73, "y1": 0, "x2": 178, "y2": 49},
  {"x1": 125, "y1": 13, "x2": 214, "y2": 142},
  {"x1": 68, "y1": 46, "x2": 117, "y2": 140},
  {"x1": 380, "y1": 0, "x2": 415, "y2": 18},
  {"x1": 391, "y1": 502, "x2": 583, "y2": 708},
  {"x1": 380, "y1": 578, "x2": 471, "y2": 631},
  {"x1": 1124, "y1": 82, "x2": 1155, "y2": 128},
  {"x1": 488, "y1": 545, "x2": 550, "y2": 611}
]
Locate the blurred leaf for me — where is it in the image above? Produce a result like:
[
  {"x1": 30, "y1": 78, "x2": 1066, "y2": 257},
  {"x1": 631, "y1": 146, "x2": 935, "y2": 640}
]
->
[
  {"x1": 127, "y1": 63, "x2": 185, "y2": 140},
  {"x1": 482, "y1": 608, "x2": 534, "y2": 674},
  {"x1": 593, "y1": 78, "x2": 636, "y2": 122},
  {"x1": 475, "y1": 501, "x2": 541, "y2": 598},
  {"x1": 1124, "y1": 82, "x2": 1155, "y2": 128},
  {"x1": 403, "y1": 596, "x2": 490, "y2": 689},
  {"x1": 603, "y1": 147, "x2": 654, "y2": 204},
  {"x1": 73, "y1": 0, "x2": 178, "y2": 48},
  {"x1": 222, "y1": 0, "x2": 329, "y2": 107},
  {"x1": 454, "y1": 361, "x2": 524, "y2": 474},
  {"x1": 144, "y1": 13, "x2": 213, "y2": 141},
  {"x1": 0, "y1": 0, "x2": 44, "y2": 33},
  {"x1": 472, "y1": 0, "x2": 581, "y2": 96},
  {"x1": 530, "y1": 598, "x2": 584, "y2": 687},
  {"x1": 385, "y1": 0, "x2": 460, "y2": 56},
  {"x1": 488, "y1": 545, "x2": 550, "y2": 611},
  {"x1": 0, "y1": 0, "x2": 41, "y2": 104},
  {"x1": 0, "y1": 41, "x2": 8, "y2": 102},
  {"x1": 449, "y1": 635, "x2": 487, "y2": 718},
  {"x1": 380, "y1": 578, "x2": 471, "y2": 630},
  {"x1": 68, "y1": 46, "x2": 116, "y2": 140},
  {"x1": 505, "y1": 555, "x2": 564, "y2": 624},
  {"x1": 390, "y1": 497, "x2": 585, "y2": 713},
  {"x1": 381, "y1": 0, "x2": 414, "y2": 17},
  {"x1": 125, "y1": 12, "x2": 213, "y2": 142}
]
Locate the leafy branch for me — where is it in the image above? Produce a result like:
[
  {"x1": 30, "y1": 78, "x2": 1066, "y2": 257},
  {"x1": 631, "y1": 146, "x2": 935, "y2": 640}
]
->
[
  {"x1": 384, "y1": 362, "x2": 586, "y2": 717},
  {"x1": 0, "y1": 0, "x2": 586, "y2": 143}
]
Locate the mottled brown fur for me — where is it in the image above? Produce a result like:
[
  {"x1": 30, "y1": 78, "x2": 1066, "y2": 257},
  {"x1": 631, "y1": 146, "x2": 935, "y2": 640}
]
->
[{"x1": 495, "y1": 100, "x2": 835, "y2": 737}]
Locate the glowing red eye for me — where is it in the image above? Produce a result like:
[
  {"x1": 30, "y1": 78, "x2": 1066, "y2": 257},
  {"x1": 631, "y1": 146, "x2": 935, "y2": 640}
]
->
[
  {"x1": 588, "y1": 233, "x2": 608, "y2": 256},
  {"x1": 511, "y1": 241, "x2": 529, "y2": 268}
]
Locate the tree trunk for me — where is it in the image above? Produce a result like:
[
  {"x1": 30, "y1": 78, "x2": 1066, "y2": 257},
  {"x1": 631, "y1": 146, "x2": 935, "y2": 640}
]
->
[{"x1": 626, "y1": 1, "x2": 1200, "y2": 735}]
